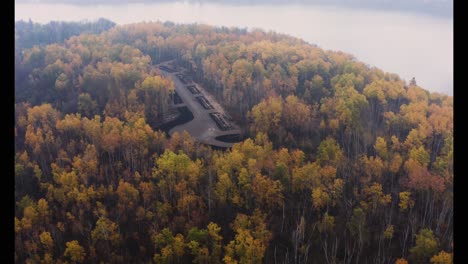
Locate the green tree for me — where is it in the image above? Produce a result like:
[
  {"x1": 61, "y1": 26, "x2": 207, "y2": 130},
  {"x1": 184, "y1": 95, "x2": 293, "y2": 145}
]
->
[{"x1": 410, "y1": 229, "x2": 439, "y2": 263}]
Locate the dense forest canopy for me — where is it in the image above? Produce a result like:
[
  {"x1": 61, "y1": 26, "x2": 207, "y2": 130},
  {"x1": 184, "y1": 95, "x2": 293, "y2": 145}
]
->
[
  {"x1": 15, "y1": 20, "x2": 453, "y2": 263},
  {"x1": 15, "y1": 18, "x2": 116, "y2": 50}
]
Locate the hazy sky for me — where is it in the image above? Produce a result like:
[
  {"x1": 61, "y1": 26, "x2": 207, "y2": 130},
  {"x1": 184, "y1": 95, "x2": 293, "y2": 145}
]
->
[
  {"x1": 15, "y1": 2, "x2": 453, "y2": 95},
  {"x1": 15, "y1": 0, "x2": 453, "y2": 18}
]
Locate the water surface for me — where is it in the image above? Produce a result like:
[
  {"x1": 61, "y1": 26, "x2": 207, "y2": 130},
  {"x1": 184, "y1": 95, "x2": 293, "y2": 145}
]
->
[{"x1": 15, "y1": 2, "x2": 453, "y2": 95}]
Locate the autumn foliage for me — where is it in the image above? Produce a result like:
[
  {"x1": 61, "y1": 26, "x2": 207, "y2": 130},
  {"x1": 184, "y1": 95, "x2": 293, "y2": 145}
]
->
[{"x1": 15, "y1": 20, "x2": 452, "y2": 263}]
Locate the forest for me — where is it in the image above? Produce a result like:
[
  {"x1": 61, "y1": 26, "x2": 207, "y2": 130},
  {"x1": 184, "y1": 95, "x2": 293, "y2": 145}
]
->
[{"x1": 14, "y1": 20, "x2": 453, "y2": 263}]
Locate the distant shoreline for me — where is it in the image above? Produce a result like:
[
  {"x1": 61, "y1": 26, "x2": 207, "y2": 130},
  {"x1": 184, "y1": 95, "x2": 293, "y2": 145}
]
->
[
  {"x1": 15, "y1": 3, "x2": 453, "y2": 95},
  {"x1": 15, "y1": 0, "x2": 453, "y2": 18}
]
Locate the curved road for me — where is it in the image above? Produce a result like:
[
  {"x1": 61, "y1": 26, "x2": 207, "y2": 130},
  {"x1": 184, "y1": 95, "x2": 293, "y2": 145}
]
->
[{"x1": 158, "y1": 62, "x2": 241, "y2": 148}]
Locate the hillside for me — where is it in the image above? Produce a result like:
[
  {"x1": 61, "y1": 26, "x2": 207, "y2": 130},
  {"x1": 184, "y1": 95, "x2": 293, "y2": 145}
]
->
[{"x1": 14, "y1": 21, "x2": 453, "y2": 263}]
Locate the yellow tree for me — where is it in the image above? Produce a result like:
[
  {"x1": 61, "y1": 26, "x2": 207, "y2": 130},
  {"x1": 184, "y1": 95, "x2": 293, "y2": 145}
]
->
[
  {"x1": 91, "y1": 216, "x2": 122, "y2": 259},
  {"x1": 252, "y1": 173, "x2": 284, "y2": 211},
  {"x1": 64, "y1": 240, "x2": 86, "y2": 263},
  {"x1": 360, "y1": 182, "x2": 391, "y2": 213},
  {"x1": 248, "y1": 96, "x2": 283, "y2": 139},
  {"x1": 152, "y1": 228, "x2": 185, "y2": 264},
  {"x1": 395, "y1": 258, "x2": 408, "y2": 264},
  {"x1": 430, "y1": 251, "x2": 453, "y2": 264},
  {"x1": 153, "y1": 150, "x2": 201, "y2": 204},
  {"x1": 224, "y1": 209, "x2": 272, "y2": 264},
  {"x1": 116, "y1": 180, "x2": 140, "y2": 220}
]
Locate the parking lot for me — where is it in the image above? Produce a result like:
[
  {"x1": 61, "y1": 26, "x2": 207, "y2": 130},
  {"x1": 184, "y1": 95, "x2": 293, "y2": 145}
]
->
[{"x1": 157, "y1": 61, "x2": 241, "y2": 148}]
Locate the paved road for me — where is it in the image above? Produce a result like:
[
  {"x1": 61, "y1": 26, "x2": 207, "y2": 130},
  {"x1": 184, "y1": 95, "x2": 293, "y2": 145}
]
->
[{"x1": 157, "y1": 62, "x2": 241, "y2": 148}]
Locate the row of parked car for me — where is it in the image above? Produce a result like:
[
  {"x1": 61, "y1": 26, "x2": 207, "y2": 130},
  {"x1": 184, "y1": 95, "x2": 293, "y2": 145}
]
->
[
  {"x1": 158, "y1": 65, "x2": 176, "y2": 73},
  {"x1": 209, "y1": 112, "x2": 232, "y2": 131},
  {"x1": 176, "y1": 73, "x2": 192, "y2": 84},
  {"x1": 162, "y1": 63, "x2": 233, "y2": 131},
  {"x1": 186, "y1": 84, "x2": 200, "y2": 94},
  {"x1": 196, "y1": 96, "x2": 214, "y2": 110}
]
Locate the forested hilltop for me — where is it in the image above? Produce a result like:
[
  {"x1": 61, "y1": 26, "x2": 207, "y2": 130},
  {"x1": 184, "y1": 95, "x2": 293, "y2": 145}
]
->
[
  {"x1": 15, "y1": 18, "x2": 116, "y2": 51},
  {"x1": 15, "y1": 21, "x2": 453, "y2": 263}
]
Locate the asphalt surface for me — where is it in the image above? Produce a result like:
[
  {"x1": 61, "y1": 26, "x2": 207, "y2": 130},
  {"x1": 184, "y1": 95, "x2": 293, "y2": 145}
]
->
[{"x1": 158, "y1": 62, "x2": 241, "y2": 148}]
